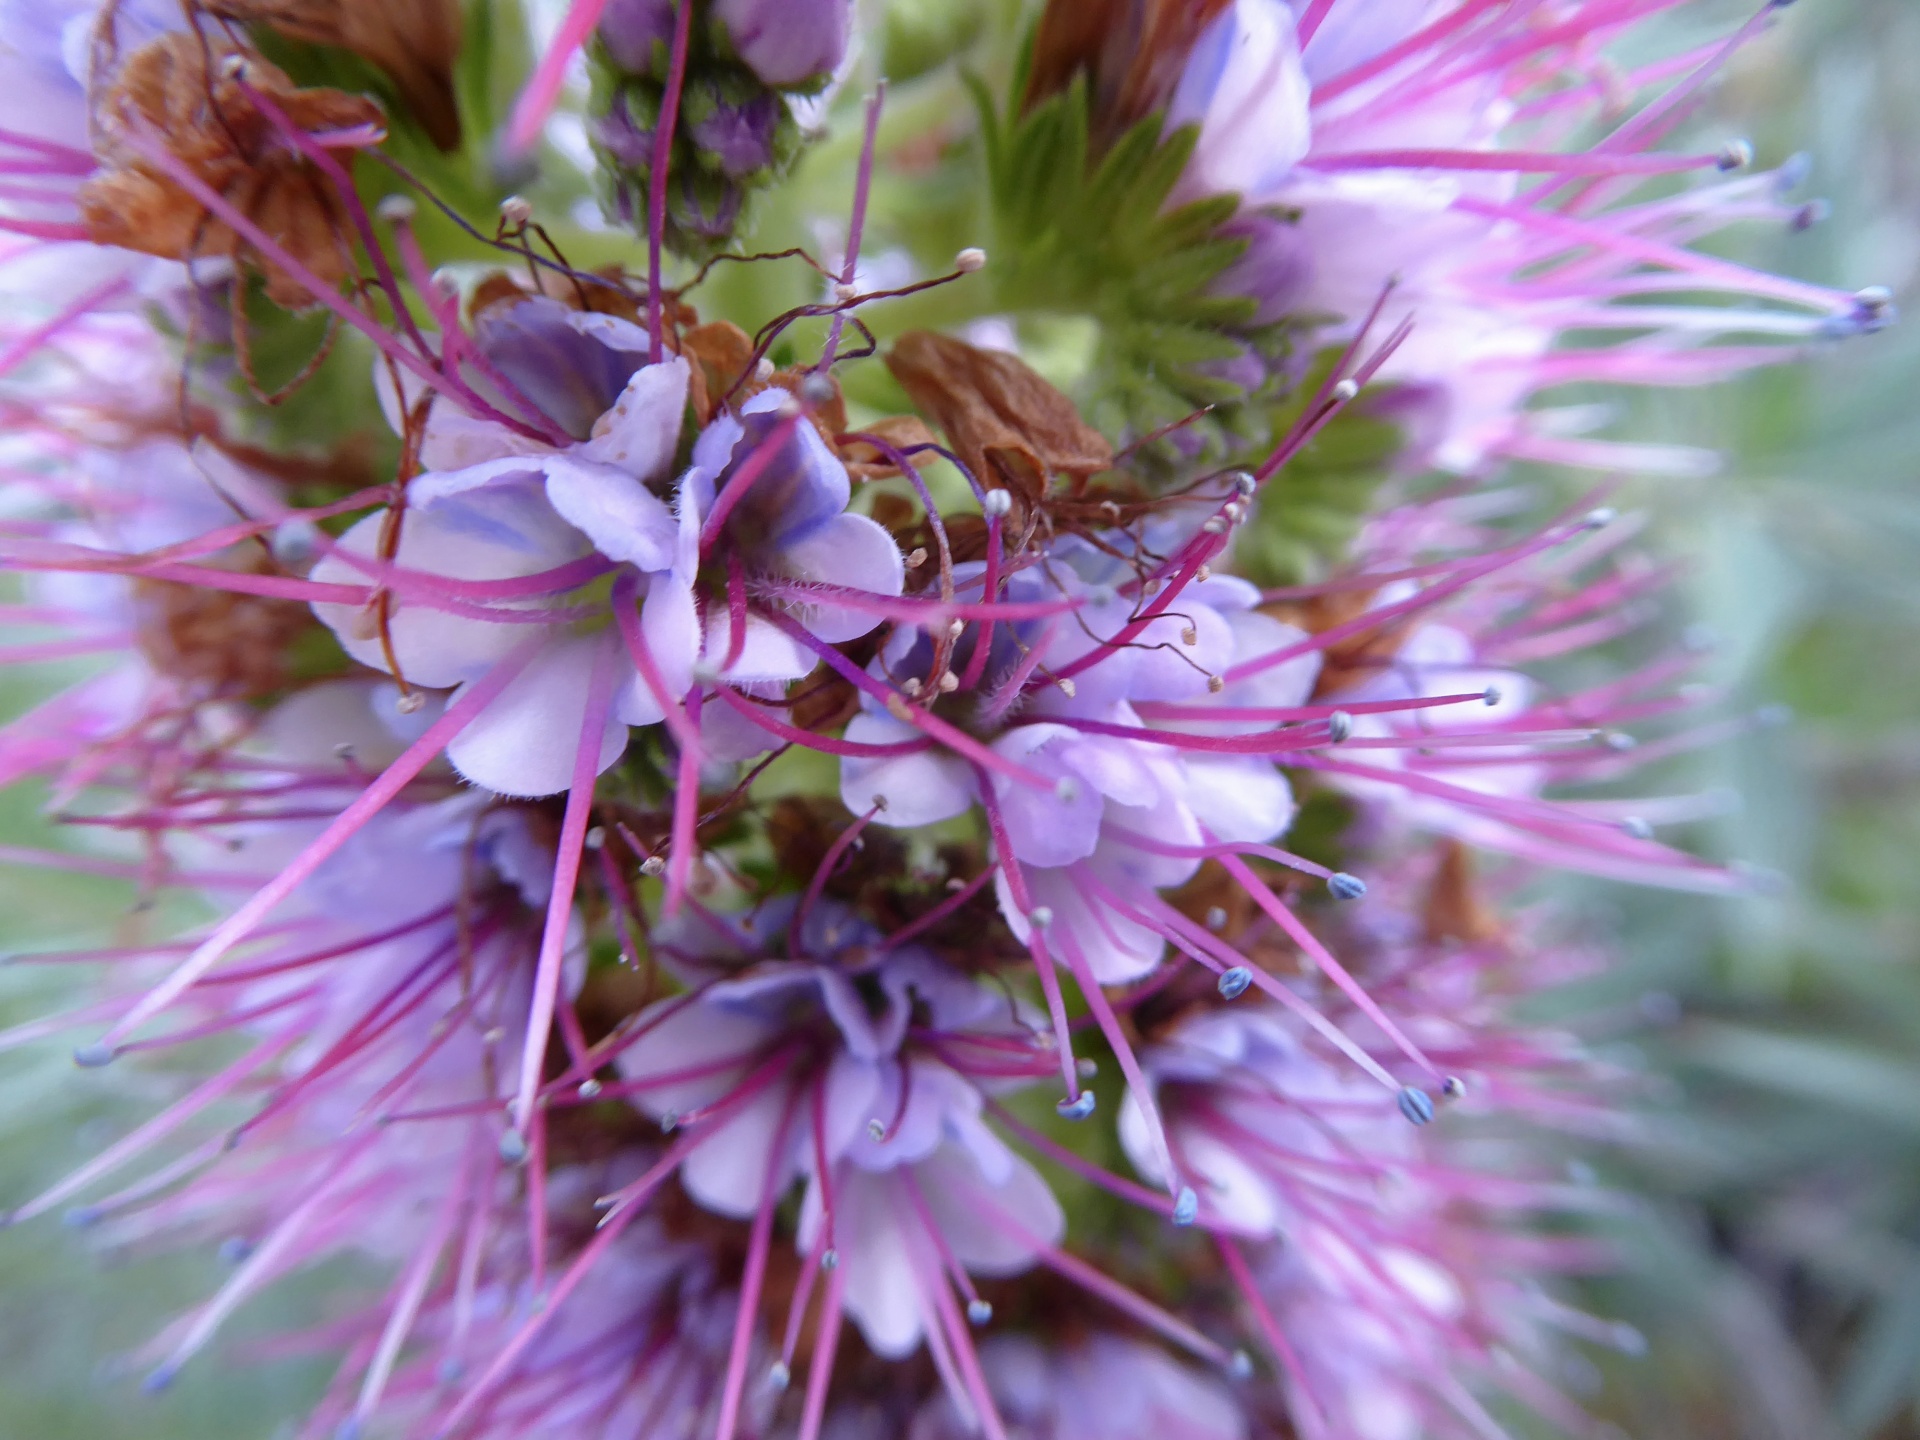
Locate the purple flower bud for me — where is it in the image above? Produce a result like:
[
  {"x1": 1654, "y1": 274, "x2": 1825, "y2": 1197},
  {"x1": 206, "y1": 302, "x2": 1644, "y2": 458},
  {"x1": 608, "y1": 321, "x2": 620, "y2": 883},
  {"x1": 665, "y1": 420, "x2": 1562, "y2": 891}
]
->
[
  {"x1": 683, "y1": 73, "x2": 785, "y2": 177},
  {"x1": 597, "y1": 0, "x2": 677, "y2": 76},
  {"x1": 592, "y1": 85, "x2": 657, "y2": 169},
  {"x1": 712, "y1": 0, "x2": 853, "y2": 89}
]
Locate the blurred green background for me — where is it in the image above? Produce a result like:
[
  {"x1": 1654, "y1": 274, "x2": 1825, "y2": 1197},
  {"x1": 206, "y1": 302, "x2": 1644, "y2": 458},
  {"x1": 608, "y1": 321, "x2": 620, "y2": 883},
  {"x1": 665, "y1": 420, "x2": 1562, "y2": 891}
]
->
[{"x1": 2, "y1": 0, "x2": 1917, "y2": 1436}]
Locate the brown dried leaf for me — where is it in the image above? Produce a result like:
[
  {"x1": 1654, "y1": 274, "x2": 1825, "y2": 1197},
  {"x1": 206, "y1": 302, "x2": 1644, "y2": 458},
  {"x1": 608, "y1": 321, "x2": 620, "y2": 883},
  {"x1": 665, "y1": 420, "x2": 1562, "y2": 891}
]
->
[
  {"x1": 206, "y1": 0, "x2": 464, "y2": 150},
  {"x1": 839, "y1": 414, "x2": 939, "y2": 480},
  {"x1": 884, "y1": 331, "x2": 1111, "y2": 516},
  {"x1": 134, "y1": 555, "x2": 319, "y2": 697},
  {"x1": 80, "y1": 35, "x2": 382, "y2": 309}
]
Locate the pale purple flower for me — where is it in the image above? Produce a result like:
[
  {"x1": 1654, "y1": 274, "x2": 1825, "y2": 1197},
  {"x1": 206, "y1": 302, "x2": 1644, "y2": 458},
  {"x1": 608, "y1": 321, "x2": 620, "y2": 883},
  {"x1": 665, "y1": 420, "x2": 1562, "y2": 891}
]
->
[
  {"x1": 1167, "y1": 0, "x2": 1880, "y2": 472},
  {"x1": 712, "y1": 0, "x2": 853, "y2": 90},
  {"x1": 910, "y1": 1334, "x2": 1248, "y2": 1440},
  {"x1": 310, "y1": 296, "x2": 902, "y2": 795},
  {"x1": 617, "y1": 898, "x2": 1065, "y2": 1374},
  {"x1": 841, "y1": 529, "x2": 1319, "y2": 985}
]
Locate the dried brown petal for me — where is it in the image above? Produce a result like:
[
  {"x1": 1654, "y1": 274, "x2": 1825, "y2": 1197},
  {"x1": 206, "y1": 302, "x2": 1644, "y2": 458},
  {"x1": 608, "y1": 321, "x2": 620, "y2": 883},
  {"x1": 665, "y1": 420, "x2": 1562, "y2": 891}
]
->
[
  {"x1": 206, "y1": 0, "x2": 464, "y2": 151},
  {"x1": 1421, "y1": 841, "x2": 1504, "y2": 946},
  {"x1": 1023, "y1": 0, "x2": 1234, "y2": 151},
  {"x1": 80, "y1": 35, "x2": 383, "y2": 310},
  {"x1": 885, "y1": 330, "x2": 1111, "y2": 516},
  {"x1": 839, "y1": 414, "x2": 939, "y2": 480},
  {"x1": 135, "y1": 558, "x2": 320, "y2": 697}
]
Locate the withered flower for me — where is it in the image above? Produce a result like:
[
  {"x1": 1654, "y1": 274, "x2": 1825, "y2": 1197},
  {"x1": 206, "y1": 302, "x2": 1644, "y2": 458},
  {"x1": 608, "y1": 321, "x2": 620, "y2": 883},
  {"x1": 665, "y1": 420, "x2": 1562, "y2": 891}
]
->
[
  {"x1": 205, "y1": 0, "x2": 464, "y2": 150},
  {"x1": 80, "y1": 34, "x2": 384, "y2": 310},
  {"x1": 884, "y1": 329, "x2": 1111, "y2": 516}
]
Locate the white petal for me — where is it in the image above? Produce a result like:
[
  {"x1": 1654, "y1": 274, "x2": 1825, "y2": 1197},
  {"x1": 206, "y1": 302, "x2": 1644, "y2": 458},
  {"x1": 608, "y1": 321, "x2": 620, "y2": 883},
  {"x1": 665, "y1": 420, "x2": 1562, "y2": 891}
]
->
[
  {"x1": 542, "y1": 455, "x2": 678, "y2": 569},
  {"x1": 443, "y1": 633, "x2": 630, "y2": 797},
  {"x1": 774, "y1": 511, "x2": 905, "y2": 643},
  {"x1": 578, "y1": 355, "x2": 689, "y2": 482},
  {"x1": 680, "y1": 1079, "x2": 800, "y2": 1220},
  {"x1": 840, "y1": 713, "x2": 975, "y2": 827},
  {"x1": 701, "y1": 608, "x2": 814, "y2": 685},
  {"x1": 309, "y1": 503, "x2": 577, "y2": 690},
  {"x1": 1183, "y1": 755, "x2": 1296, "y2": 843}
]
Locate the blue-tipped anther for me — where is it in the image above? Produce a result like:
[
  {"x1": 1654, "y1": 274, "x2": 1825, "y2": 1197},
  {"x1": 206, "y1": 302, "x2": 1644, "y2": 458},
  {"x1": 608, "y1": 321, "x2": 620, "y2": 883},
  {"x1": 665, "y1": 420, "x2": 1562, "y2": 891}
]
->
[
  {"x1": 1217, "y1": 966, "x2": 1253, "y2": 1001},
  {"x1": 62, "y1": 1206, "x2": 101, "y2": 1230},
  {"x1": 1172, "y1": 1187, "x2": 1199, "y2": 1227},
  {"x1": 1327, "y1": 873, "x2": 1366, "y2": 901},
  {"x1": 141, "y1": 1363, "x2": 179, "y2": 1396},
  {"x1": 1326, "y1": 710, "x2": 1353, "y2": 743},
  {"x1": 1397, "y1": 1085, "x2": 1436, "y2": 1126},
  {"x1": 334, "y1": 1419, "x2": 365, "y2": 1440},
  {"x1": 767, "y1": 1361, "x2": 792, "y2": 1392},
  {"x1": 1440, "y1": 1076, "x2": 1466, "y2": 1101},
  {"x1": 1056, "y1": 1091, "x2": 1097, "y2": 1121},
  {"x1": 1228, "y1": 1349, "x2": 1254, "y2": 1380},
  {"x1": 498, "y1": 1129, "x2": 529, "y2": 1165},
  {"x1": 217, "y1": 1236, "x2": 254, "y2": 1265},
  {"x1": 966, "y1": 1298, "x2": 993, "y2": 1325},
  {"x1": 73, "y1": 1043, "x2": 116, "y2": 1068}
]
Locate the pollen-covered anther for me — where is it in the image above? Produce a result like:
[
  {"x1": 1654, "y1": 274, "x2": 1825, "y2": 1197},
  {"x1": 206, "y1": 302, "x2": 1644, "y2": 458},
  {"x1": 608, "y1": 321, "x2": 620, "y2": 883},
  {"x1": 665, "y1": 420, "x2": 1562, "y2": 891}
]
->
[
  {"x1": 885, "y1": 692, "x2": 915, "y2": 721},
  {"x1": 833, "y1": 282, "x2": 859, "y2": 302},
  {"x1": 1328, "y1": 872, "x2": 1367, "y2": 901},
  {"x1": 375, "y1": 193, "x2": 416, "y2": 224},
  {"x1": 1397, "y1": 1086, "x2": 1436, "y2": 1126},
  {"x1": 1056, "y1": 1091, "x2": 1096, "y2": 1120},
  {"x1": 937, "y1": 671, "x2": 960, "y2": 693},
  {"x1": 1621, "y1": 816, "x2": 1654, "y2": 840},
  {"x1": 1180, "y1": 624, "x2": 1199, "y2": 646},
  {"x1": 1583, "y1": 507, "x2": 1618, "y2": 529},
  {"x1": 905, "y1": 547, "x2": 928, "y2": 569},
  {"x1": 1206, "y1": 674, "x2": 1225, "y2": 693},
  {"x1": 955, "y1": 247, "x2": 988, "y2": 273},
  {"x1": 584, "y1": 827, "x2": 607, "y2": 850},
  {"x1": 1332, "y1": 377, "x2": 1360, "y2": 402},
  {"x1": 966, "y1": 1299, "x2": 993, "y2": 1325},
  {"x1": 1027, "y1": 905, "x2": 1054, "y2": 929},
  {"x1": 1229, "y1": 470, "x2": 1257, "y2": 497},
  {"x1": 394, "y1": 690, "x2": 426, "y2": 715},
  {"x1": 982, "y1": 488, "x2": 1013, "y2": 518},
  {"x1": 1717, "y1": 139, "x2": 1755, "y2": 171},
  {"x1": 767, "y1": 1362, "x2": 791, "y2": 1393},
  {"x1": 1327, "y1": 709, "x2": 1353, "y2": 742},
  {"x1": 1440, "y1": 1076, "x2": 1467, "y2": 1101},
  {"x1": 1217, "y1": 966, "x2": 1253, "y2": 1000},
  {"x1": 639, "y1": 855, "x2": 667, "y2": 877},
  {"x1": 578, "y1": 1078, "x2": 603, "y2": 1099},
  {"x1": 498, "y1": 1130, "x2": 529, "y2": 1165},
  {"x1": 798, "y1": 372, "x2": 838, "y2": 407},
  {"x1": 901, "y1": 676, "x2": 924, "y2": 698},
  {"x1": 1055, "y1": 676, "x2": 1077, "y2": 698},
  {"x1": 1205, "y1": 906, "x2": 1228, "y2": 932},
  {"x1": 499, "y1": 194, "x2": 533, "y2": 225}
]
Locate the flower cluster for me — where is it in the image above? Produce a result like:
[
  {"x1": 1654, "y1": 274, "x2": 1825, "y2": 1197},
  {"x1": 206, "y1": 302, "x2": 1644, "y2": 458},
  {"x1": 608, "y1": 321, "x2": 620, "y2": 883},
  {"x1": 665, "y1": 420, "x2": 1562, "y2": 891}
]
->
[{"x1": 0, "y1": 1, "x2": 1876, "y2": 1437}]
